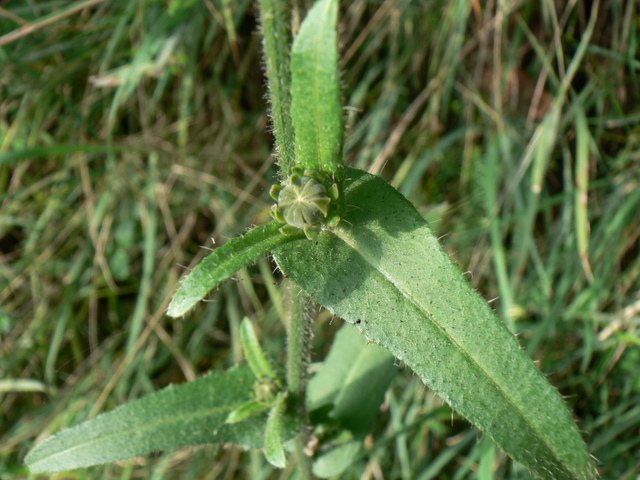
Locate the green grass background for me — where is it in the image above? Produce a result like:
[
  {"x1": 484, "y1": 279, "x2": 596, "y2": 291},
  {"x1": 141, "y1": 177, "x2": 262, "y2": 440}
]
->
[{"x1": 1, "y1": 0, "x2": 639, "y2": 478}]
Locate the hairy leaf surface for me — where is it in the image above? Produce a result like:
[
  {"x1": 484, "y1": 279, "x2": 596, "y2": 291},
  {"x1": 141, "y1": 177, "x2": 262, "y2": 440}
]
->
[
  {"x1": 168, "y1": 222, "x2": 302, "y2": 318},
  {"x1": 26, "y1": 366, "x2": 264, "y2": 473},
  {"x1": 274, "y1": 168, "x2": 596, "y2": 480},
  {"x1": 264, "y1": 392, "x2": 287, "y2": 468},
  {"x1": 291, "y1": 0, "x2": 343, "y2": 177}
]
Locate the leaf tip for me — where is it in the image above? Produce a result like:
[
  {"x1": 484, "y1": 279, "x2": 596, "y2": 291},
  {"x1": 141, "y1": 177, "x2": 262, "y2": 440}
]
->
[{"x1": 166, "y1": 297, "x2": 185, "y2": 318}]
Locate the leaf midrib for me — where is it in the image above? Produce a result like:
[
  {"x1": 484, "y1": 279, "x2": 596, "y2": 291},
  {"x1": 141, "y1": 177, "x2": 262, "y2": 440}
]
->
[
  {"x1": 28, "y1": 402, "x2": 238, "y2": 470},
  {"x1": 331, "y1": 224, "x2": 570, "y2": 475}
]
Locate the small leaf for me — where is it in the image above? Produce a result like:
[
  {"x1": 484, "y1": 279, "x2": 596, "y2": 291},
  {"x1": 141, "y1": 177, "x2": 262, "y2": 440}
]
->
[
  {"x1": 26, "y1": 366, "x2": 262, "y2": 473},
  {"x1": 274, "y1": 168, "x2": 597, "y2": 480},
  {"x1": 226, "y1": 399, "x2": 270, "y2": 424},
  {"x1": 264, "y1": 392, "x2": 287, "y2": 468},
  {"x1": 291, "y1": 0, "x2": 343, "y2": 178},
  {"x1": 240, "y1": 317, "x2": 276, "y2": 379},
  {"x1": 167, "y1": 222, "x2": 303, "y2": 317}
]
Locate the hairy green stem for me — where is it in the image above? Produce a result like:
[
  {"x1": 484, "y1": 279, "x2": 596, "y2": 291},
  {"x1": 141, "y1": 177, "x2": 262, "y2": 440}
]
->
[
  {"x1": 285, "y1": 280, "x2": 314, "y2": 478},
  {"x1": 258, "y1": 0, "x2": 295, "y2": 178},
  {"x1": 285, "y1": 280, "x2": 312, "y2": 402},
  {"x1": 294, "y1": 434, "x2": 313, "y2": 480}
]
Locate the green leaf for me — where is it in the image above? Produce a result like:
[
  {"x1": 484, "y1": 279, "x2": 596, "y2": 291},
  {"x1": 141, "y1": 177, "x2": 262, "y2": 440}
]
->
[
  {"x1": 226, "y1": 399, "x2": 270, "y2": 424},
  {"x1": 264, "y1": 392, "x2": 287, "y2": 468},
  {"x1": 240, "y1": 317, "x2": 276, "y2": 379},
  {"x1": 307, "y1": 323, "x2": 368, "y2": 411},
  {"x1": 312, "y1": 439, "x2": 360, "y2": 479},
  {"x1": 291, "y1": 0, "x2": 343, "y2": 178},
  {"x1": 167, "y1": 222, "x2": 303, "y2": 318},
  {"x1": 26, "y1": 366, "x2": 264, "y2": 473},
  {"x1": 307, "y1": 324, "x2": 396, "y2": 478},
  {"x1": 274, "y1": 169, "x2": 596, "y2": 480},
  {"x1": 308, "y1": 323, "x2": 396, "y2": 437}
]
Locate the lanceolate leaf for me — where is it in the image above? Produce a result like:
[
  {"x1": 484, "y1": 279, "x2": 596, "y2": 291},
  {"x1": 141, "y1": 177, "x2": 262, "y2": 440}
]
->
[
  {"x1": 167, "y1": 222, "x2": 303, "y2": 318},
  {"x1": 291, "y1": 0, "x2": 343, "y2": 178},
  {"x1": 26, "y1": 366, "x2": 265, "y2": 473},
  {"x1": 240, "y1": 317, "x2": 276, "y2": 379},
  {"x1": 273, "y1": 169, "x2": 596, "y2": 480},
  {"x1": 264, "y1": 392, "x2": 287, "y2": 468},
  {"x1": 225, "y1": 399, "x2": 270, "y2": 424}
]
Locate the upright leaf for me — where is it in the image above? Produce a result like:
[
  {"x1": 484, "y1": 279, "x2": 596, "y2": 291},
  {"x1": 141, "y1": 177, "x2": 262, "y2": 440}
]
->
[
  {"x1": 264, "y1": 392, "x2": 287, "y2": 468},
  {"x1": 26, "y1": 366, "x2": 265, "y2": 473},
  {"x1": 274, "y1": 169, "x2": 596, "y2": 480},
  {"x1": 240, "y1": 317, "x2": 276, "y2": 379},
  {"x1": 291, "y1": 0, "x2": 344, "y2": 178}
]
